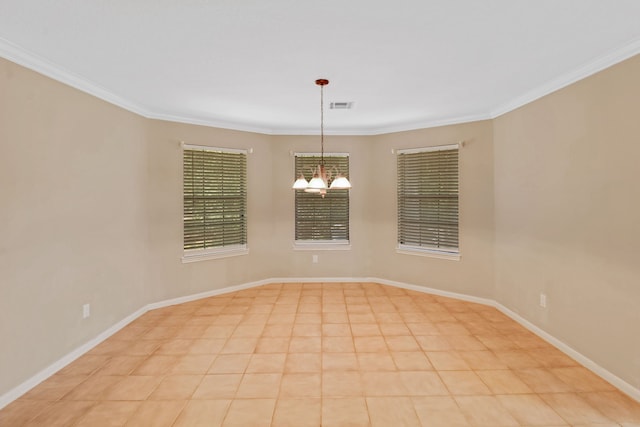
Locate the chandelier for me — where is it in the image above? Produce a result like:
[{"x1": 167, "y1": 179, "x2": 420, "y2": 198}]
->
[{"x1": 292, "y1": 79, "x2": 351, "y2": 196}]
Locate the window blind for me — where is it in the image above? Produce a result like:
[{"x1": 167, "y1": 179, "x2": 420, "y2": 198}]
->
[
  {"x1": 183, "y1": 148, "x2": 247, "y2": 252},
  {"x1": 295, "y1": 155, "x2": 350, "y2": 242},
  {"x1": 397, "y1": 147, "x2": 459, "y2": 253}
]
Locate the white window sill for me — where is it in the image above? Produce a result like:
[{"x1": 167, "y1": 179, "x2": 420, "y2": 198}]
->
[
  {"x1": 182, "y1": 246, "x2": 249, "y2": 263},
  {"x1": 396, "y1": 245, "x2": 460, "y2": 261},
  {"x1": 293, "y1": 241, "x2": 351, "y2": 251}
]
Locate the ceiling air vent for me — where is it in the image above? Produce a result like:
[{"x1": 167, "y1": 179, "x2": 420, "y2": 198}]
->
[{"x1": 330, "y1": 102, "x2": 354, "y2": 110}]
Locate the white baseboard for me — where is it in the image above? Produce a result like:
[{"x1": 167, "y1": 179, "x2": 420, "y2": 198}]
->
[
  {"x1": 273, "y1": 277, "x2": 372, "y2": 284},
  {"x1": 494, "y1": 302, "x2": 640, "y2": 402},
  {"x1": 0, "y1": 306, "x2": 147, "y2": 410},
  {"x1": 145, "y1": 278, "x2": 276, "y2": 311},
  {"x1": 1, "y1": 276, "x2": 638, "y2": 410},
  {"x1": 371, "y1": 277, "x2": 495, "y2": 307},
  {"x1": 0, "y1": 280, "x2": 270, "y2": 410}
]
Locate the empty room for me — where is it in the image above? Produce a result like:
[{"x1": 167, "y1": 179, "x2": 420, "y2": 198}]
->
[{"x1": 1, "y1": 1, "x2": 639, "y2": 426}]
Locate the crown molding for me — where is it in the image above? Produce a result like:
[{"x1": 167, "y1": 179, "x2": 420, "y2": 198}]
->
[
  {"x1": 265, "y1": 113, "x2": 494, "y2": 136},
  {"x1": 147, "y1": 111, "x2": 278, "y2": 135},
  {"x1": 147, "y1": 114, "x2": 494, "y2": 136},
  {"x1": 0, "y1": 36, "x2": 155, "y2": 118},
  {"x1": 2, "y1": 35, "x2": 639, "y2": 135},
  {"x1": 490, "y1": 36, "x2": 640, "y2": 118},
  {"x1": 361, "y1": 113, "x2": 493, "y2": 135}
]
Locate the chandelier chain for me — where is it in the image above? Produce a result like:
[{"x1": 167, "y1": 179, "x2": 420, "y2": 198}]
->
[{"x1": 320, "y1": 82, "x2": 325, "y2": 166}]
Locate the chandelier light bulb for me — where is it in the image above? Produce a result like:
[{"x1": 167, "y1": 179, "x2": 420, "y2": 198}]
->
[{"x1": 292, "y1": 174, "x2": 309, "y2": 189}]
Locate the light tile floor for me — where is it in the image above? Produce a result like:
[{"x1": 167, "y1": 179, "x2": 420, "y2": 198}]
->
[{"x1": 1, "y1": 282, "x2": 639, "y2": 426}]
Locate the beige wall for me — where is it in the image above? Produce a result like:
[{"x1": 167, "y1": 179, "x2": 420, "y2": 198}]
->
[
  {"x1": 270, "y1": 135, "x2": 375, "y2": 278},
  {"x1": 0, "y1": 58, "x2": 149, "y2": 395},
  {"x1": 144, "y1": 121, "x2": 276, "y2": 303},
  {"x1": 370, "y1": 123, "x2": 496, "y2": 298},
  {"x1": 493, "y1": 54, "x2": 640, "y2": 389},
  {"x1": 1, "y1": 52, "x2": 639, "y2": 398},
  {"x1": 143, "y1": 129, "x2": 378, "y2": 303}
]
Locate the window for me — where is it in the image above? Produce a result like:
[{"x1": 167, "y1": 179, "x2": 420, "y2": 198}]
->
[
  {"x1": 183, "y1": 145, "x2": 247, "y2": 262},
  {"x1": 397, "y1": 145, "x2": 459, "y2": 258},
  {"x1": 294, "y1": 154, "x2": 350, "y2": 247}
]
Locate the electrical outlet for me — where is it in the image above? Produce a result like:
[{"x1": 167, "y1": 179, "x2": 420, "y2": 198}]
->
[
  {"x1": 539, "y1": 293, "x2": 547, "y2": 308},
  {"x1": 312, "y1": 254, "x2": 318, "y2": 264},
  {"x1": 82, "y1": 303, "x2": 91, "y2": 319}
]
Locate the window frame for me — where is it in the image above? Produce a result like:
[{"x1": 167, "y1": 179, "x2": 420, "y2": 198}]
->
[
  {"x1": 182, "y1": 144, "x2": 248, "y2": 263},
  {"x1": 293, "y1": 152, "x2": 351, "y2": 251},
  {"x1": 396, "y1": 144, "x2": 460, "y2": 261}
]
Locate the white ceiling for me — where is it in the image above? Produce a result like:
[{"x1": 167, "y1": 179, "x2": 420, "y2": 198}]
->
[{"x1": 1, "y1": 0, "x2": 639, "y2": 135}]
